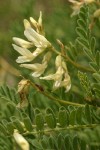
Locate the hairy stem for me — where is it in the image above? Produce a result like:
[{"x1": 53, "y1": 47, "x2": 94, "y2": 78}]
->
[
  {"x1": 30, "y1": 81, "x2": 84, "y2": 107},
  {"x1": 24, "y1": 123, "x2": 99, "y2": 135}
]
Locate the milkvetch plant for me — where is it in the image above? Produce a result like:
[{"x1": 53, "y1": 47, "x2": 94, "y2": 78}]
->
[{"x1": 0, "y1": 2, "x2": 100, "y2": 150}]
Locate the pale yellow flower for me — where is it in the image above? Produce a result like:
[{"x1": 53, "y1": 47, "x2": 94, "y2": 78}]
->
[
  {"x1": 13, "y1": 131, "x2": 29, "y2": 150},
  {"x1": 30, "y1": 11, "x2": 42, "y2": 27},
  {"x1": 69, "y1": 0, "x2": 95, "y2": 16},
  {"x1": 20, "y1": 52, "x2": 52, "y2": 77},
  {"x1": 40, "y1": 66, "x2": 64, "y2": 88},
  {"x1": 69, "y1": 0, "x2": 83, "y2": 16},
  {"x1": 13, "y1": 37, "x2": 33, "y2": 48},
  {"x1": 40, "y1": 55, "x2": 71, "y2": 92},
  {"x1": 12, "y1": 44, "x2": 34, "y2": 63},
  {"x1": 30, "y1": 11, "x2": 43, "y2": 34},
  {"x1": 60, "y1": 73, "x2": 71, "y2": 92},
  {"x1": 12, "y1": 12, "x2": 51, "y2": 64},
  {"x1": 23, "y1": 19, "x2": 31, "y2": 29},
  {"x1": 24, "y1": 28, "x2": 50, "y2": 48}
]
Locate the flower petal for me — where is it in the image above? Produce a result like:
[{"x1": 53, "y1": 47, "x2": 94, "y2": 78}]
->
[
  {"x1": 55, "y1": 55, "x2": 62, "y2": 68},
  {"x1": 13, "y1": 37, "x2": 33, "y2": 48},
  {"x1": 30, "y1": 17, "x2": 37, "y2": 28},
  {"x1": 13, "y1": 132, "x2": 29, "y2": 150},
  {"x1": 24, "y1": 28, "x2": 50, "y2": 48},
  {"x1": 20, "y1": 63, "x2": 42, "y2": 70},
  {"x1": 24, "y1": 28, "x2": 39, "y2": 46},
  {"x1": 32, "y1": 69, "x2": 45, "y2": 77},
  {"x1": 40, "y1": 74, "x2": 55, "y2": 80},
  {"x1": 12, "y1": 44, "x2": 33, "y2": 56},
  {"x1": 16, "y1": 56, "x2": 33, "y2": 63},
  {"x1": 23, "y1": 19, "x2": 31, "y2": 29},
  {"x1": 42, "y1": 51, "x2": 52, "y2": 63}
]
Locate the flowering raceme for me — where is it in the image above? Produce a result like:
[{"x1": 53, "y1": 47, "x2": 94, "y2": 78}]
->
[
  {"x1": 12, "y1": 11, "x2": 51, "y2": 61},
  {"x1": 12, "y1": 12, "x2": 71, "y2": 92}
]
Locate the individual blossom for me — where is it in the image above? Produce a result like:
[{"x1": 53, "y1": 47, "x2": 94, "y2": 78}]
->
[
  {"x1": 69, "y1": 0, "x2": 83, "y2": 16},
  {"x1": 69, "y1": 0, "x2": 95, "y2": 16},
  {"x1": 30, "y1": 11, "x2": 43, "y2": 34},
  {"x1": 13, "y1": 131, "x2": 29, "y2": 150},
  {"x1": 40, "y1": 66, "x2": 64, "y2": 89},
  {"x1": 40, "y1": 55, "x2": 71, "y2": 92},
  {"x1": 12, "y1": 44, "x2": 34, "y2": 63},
  {"x1": 20, "y1": 52, "x2": 52, "y2": 77},
  {"x1": 24, "y1": 27, "x2": 51, "y2": 48}
]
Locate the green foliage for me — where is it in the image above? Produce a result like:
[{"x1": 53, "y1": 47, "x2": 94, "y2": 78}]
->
[{"x1": 0, "y1": 85, "x2": 100, "y2": 149}]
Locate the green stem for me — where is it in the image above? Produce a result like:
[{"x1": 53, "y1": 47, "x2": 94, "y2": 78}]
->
[
  {"x1": 24, "y1": 124, "x2": 99, "y2": 135},
  {"x1": 51, "y1": 47, "x2": 94, "y2": 73},
  {"x1": 30, "y1": 81, "x2": 84, "y2": 107}
]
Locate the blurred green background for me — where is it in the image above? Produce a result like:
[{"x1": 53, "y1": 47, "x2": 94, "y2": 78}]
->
[{"x1": 0, "y1": 0, "x2": 77, "y2": 86}]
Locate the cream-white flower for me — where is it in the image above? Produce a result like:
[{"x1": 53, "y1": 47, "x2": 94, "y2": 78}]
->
[
  {"x1": 40, "y1": 67, "x2": 64, "y2": 90},
  {"x1": 13, "y1": 37, "x2": 33, "y2": 48},
  {"x1": 13, "y1": 131, "x2": 29, "y2": 150},
  {"x1": 69, "y1": 0, "x2": 83, "y2": 16},
  {"x1": 21, "y1": 63, "x2": 47, "y2": 77},
  {"x1": 12, "y1": 44, "x2": 34, "y2": 63},
  {"x1": 60, "y1": 73, "x2": 71, "y2": 92},
  {"x1": 32, "y1": 47, "x2": 45, "y2": 57},
  {"x1": 13, "y1": 12, "x2": 51, "y2": 66},
  {"x1": 30, "y1": 11, "x2": 43, "y2": 34},
  {"x1": 38, "y1": 11, "x2": 42, "y2": 27},
  {"x1": 69, "y1": 0, "x2": 94, "y2": 16},
  {"x1": 20, "y1": 52, "x2": 52, "y2": 77},
  {"x1": 30, "y1": 11, "x2": 42, "y2": 28},
  {"x1": 24, "y1": 28, "x2": 51, "y2": 48},
  {"x1": 23, "y1": 19, "x2": 31, "y2": 29},
  {"x1": 93, "y1": 9, "x2": 100, "y2": 18},
  {"x1": 40, "y1": 55, "x2": 71, "y2": 92}
]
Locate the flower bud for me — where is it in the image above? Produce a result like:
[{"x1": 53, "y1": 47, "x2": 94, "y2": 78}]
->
[
  {"x1": 30, "y1": 17, "x2": 37, "y2": 28},
  {"x1": 23, "y1": 19, "x2": 31, "y2": 29},
  {"x1": 13, "y1": 37, "x2": 33, "y2": 48},
  {"x1": 13, "y1": 131, "x2": 29, "y2": 150}
]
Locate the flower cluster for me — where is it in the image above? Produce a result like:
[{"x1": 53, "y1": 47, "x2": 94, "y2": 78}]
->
[
  {"x1": 12, "y1": 12, "x2": 71, "y2": 92},
  {"x1": 12, "y1": 12, "x2": 51, "y2": 77},
  {"x1": 40, "y1": 55, "x2": 71, "y2": 92}
]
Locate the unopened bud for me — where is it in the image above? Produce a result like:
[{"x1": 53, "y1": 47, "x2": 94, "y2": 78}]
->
[
  {"x1": 38, "y1": 11, "x2": 42, "y2": 27},
  {"x1": 13, "y1": 131, "x2": 29, "y2": 150},
  {"x1": 23, "y1": 19, "x2": 31, "y2": 29},
  {"x1": 30, "y1": 17, "x2": 37, "y2": 28}
]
